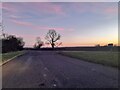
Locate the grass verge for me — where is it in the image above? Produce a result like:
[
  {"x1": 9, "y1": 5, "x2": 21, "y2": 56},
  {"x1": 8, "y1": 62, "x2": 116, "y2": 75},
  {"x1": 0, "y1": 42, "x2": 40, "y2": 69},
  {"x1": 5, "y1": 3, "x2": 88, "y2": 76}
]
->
[
  {"x1": 0, "y1": 51, "x2": 25, "y2": 63},
  {"x1": 59, "y1": 51, "x2": 119, "y2": 68}
]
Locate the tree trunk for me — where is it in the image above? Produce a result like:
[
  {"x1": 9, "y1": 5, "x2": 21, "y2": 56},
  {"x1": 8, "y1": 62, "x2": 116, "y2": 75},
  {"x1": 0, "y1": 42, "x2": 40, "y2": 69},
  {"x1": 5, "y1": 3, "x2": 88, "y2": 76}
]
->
[{"x1": 51, "y1": 43, "x2": 54, "y2": 49}]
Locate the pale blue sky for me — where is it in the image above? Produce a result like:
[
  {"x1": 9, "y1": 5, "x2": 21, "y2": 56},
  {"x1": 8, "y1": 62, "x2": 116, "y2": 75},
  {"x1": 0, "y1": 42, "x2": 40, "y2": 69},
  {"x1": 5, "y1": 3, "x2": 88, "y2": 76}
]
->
[{"x1": 2, "y1": 2, "x2": 118, "y2": 47}]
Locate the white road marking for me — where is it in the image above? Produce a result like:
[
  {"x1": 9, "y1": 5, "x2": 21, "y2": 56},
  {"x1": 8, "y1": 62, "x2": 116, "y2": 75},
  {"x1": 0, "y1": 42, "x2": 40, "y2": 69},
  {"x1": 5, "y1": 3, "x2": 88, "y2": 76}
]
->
[
  {"x1": 43, "y1": 74, "x2": 47, "y2": 77},
  {"x1": 53, "y1": 84, "x2": 57, "y2": 87},
  {"x1": 91, "y1": 68, "x2": 96, "y2": 71},
  {"x1": 44, "y1": 67, "x2": 48, "y2": 70}
]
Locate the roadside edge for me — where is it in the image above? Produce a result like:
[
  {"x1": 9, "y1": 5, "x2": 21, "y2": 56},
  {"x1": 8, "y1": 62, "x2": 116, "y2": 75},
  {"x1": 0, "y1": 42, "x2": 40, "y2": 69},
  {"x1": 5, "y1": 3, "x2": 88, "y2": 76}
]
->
[{"x1": 0, "y1": 52, "x2": 25, "y2": 66}]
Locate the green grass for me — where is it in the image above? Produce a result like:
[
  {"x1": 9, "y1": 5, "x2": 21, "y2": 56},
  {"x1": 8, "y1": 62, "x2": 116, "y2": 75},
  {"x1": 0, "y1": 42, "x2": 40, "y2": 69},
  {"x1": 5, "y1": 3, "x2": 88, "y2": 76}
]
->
[
  {"x1": 60, "y1": 51, "x2": 119, "y2": 68},
  {"x1": 1, "y1": 51, "x2": 24, "y2": 63}
]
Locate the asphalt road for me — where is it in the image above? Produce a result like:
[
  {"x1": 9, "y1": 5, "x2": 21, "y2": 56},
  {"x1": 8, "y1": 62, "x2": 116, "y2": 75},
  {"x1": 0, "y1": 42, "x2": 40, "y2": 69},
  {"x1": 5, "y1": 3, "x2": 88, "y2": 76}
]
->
[{"x1": 2, "y1": 51, "x2": 119, "y2": 88}]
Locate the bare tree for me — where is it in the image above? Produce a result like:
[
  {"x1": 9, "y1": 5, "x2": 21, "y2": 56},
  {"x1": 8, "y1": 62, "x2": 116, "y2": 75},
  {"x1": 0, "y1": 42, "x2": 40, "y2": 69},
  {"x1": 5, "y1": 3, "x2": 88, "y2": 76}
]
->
[
  {"x1": 45, "y1": 29, "x2": 61, "y2": 49},
  {"x1": 0, "y1": 21, "x2": 7, "y2": 38},
  {"x1": 34, "y1": 37, "x2": 43, "y2": 49}
]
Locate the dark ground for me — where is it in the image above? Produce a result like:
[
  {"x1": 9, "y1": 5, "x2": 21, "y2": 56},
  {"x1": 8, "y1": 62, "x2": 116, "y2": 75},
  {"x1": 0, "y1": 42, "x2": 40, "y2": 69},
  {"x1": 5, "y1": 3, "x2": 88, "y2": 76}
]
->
[{"x1": 2, "y1": 51, "x2": 119, "y2": 88}]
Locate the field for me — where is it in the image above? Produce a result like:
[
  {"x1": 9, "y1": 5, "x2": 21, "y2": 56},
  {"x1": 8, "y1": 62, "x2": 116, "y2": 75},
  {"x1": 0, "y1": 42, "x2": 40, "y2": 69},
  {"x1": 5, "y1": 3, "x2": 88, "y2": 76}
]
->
[
  {"x1": 1, "y1": 51, "x2": 24, "y2": 63},
  {"x1": 60, "y1": 51, "x2": 119, "y2": 68}
]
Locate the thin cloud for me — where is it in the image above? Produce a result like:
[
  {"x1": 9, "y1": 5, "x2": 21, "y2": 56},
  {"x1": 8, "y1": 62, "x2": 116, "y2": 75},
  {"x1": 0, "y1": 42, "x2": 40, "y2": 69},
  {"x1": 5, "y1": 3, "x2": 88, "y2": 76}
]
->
[
  {"x1": 10, "y1": 19, "x2": 32, "y2": 26},
  {"x1": 2, "y1": 2, "x2": 67, "y2": 24},
  {"x1": 3, "y1": 2, "x2": 65, "y2": 16},
  {"x1": 35, "y1": 26, "x2": 65, "y2": 31},
  {"x1": 2, "y1": 3, "x2": 18, "y2": 13},
  {"x1": 3, "y1": 2, "x2": 117, "y2": 17},
  {"x1": 35, "y1": 3, "x2": 65, "y2": 15},
  {"x1": 104, "y1": 7, "x2": 117, "y2": 14},
  {"x1": 10, "y1": 19, "x2": 74, "y2": 31},
  {"x1": 72, "y1": 3, "x2": 117, "y2": 15}
]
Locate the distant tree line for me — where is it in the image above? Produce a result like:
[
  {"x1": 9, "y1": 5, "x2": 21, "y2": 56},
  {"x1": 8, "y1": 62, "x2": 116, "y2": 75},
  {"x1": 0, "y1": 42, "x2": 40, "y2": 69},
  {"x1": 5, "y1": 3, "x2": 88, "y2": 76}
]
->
[
  {"x1": 1, "y1": 29, "x2": 62, "y2": 53},
  {"x1": 1, "y1": 34, "x2": 25, "y2": 53}
]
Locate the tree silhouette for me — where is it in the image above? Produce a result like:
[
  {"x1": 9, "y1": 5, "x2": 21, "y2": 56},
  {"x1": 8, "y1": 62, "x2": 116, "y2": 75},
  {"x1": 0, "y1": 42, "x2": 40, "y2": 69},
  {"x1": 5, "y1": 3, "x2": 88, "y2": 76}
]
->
[
  {"x1": 2, "y1": 35, "x2": 25, "y2": 53},
  {"x1": 0, "y1": 21, "x2": 5, "y2": 38},
  {"x1": 34, "y1": 37, "x2": 43, "y2": 49},
  {"x1": 45, "y1": 29, "x2": 61, "y2": 49}
]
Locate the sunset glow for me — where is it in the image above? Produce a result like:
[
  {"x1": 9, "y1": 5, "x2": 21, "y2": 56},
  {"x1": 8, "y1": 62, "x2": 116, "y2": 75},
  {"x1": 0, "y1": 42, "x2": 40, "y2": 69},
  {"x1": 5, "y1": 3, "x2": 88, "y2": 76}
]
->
[{"x1": 2, "y1": 2, "x2": 118, "y2": 47}]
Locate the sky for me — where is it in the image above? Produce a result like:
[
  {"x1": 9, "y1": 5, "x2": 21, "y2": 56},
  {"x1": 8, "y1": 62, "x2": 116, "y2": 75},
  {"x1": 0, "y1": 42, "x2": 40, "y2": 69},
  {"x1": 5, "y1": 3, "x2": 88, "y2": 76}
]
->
[
  {"x1": 1, "y1": 0, "x2": 120, "y2": 2},
  {"x1": 1, "y1": 2, "x2": 118, "y2": 47}
]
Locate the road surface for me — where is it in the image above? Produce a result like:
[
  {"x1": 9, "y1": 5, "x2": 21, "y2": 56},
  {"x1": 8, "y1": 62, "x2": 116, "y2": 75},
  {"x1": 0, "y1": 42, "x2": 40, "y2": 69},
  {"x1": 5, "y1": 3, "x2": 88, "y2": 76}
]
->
[{"x1": 2, "y1": 51, "x2": 119, "y2": 88}]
